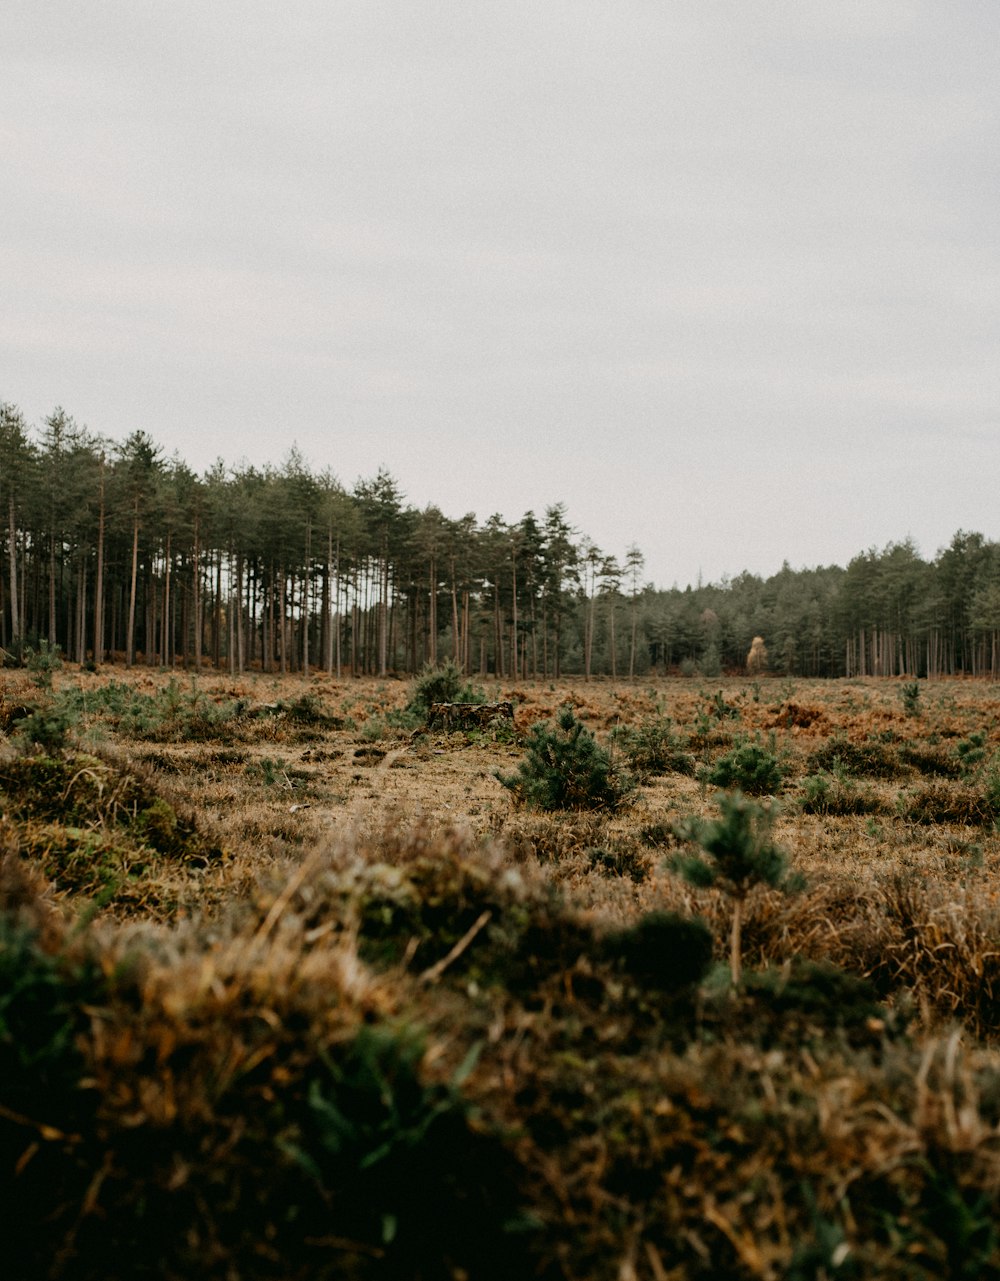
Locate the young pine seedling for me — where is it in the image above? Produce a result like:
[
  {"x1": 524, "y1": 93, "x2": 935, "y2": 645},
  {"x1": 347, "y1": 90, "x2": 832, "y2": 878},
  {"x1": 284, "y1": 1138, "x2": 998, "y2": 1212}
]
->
[{"x1": 672, "y1": 790, "x2": 802, "y2": 987}]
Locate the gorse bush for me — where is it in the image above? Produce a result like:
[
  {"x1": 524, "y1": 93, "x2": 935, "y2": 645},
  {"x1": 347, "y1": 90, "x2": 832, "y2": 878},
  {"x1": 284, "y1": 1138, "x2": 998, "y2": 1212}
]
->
[{"x1": 496, "y1": 705, "x2": 634, "y2": 812}]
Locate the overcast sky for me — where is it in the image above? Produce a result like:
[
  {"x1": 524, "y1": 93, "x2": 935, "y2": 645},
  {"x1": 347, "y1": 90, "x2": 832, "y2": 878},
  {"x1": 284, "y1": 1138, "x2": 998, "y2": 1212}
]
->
[{"x1": 3, "y1": 2, "x2": 998, "y2": 589}]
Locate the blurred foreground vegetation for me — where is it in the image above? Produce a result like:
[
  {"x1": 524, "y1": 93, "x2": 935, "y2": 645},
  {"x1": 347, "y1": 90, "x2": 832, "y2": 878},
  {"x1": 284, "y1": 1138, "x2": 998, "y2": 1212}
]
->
[{"x1": 4, "y1": 668, "x2": 1000, "y2": 1277}]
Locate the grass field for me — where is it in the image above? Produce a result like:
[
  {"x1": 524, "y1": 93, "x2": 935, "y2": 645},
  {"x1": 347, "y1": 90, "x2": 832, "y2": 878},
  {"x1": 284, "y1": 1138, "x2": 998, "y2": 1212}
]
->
[{"x1": 3, "y1": 666, "x2": 1000, "y2": 1279}]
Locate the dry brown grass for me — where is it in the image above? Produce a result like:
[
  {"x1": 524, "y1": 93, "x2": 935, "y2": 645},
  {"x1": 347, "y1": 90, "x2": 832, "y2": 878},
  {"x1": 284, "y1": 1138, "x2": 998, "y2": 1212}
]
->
[{"x1": 6, "y1": 668, "x2": 1000, "y2": 1276}]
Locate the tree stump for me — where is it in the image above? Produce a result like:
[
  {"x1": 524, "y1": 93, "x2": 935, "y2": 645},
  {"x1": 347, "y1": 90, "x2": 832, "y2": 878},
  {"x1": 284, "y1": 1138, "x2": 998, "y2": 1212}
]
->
[{"x1": 428, "y1": 701, "x2": 514, "y2": 731}]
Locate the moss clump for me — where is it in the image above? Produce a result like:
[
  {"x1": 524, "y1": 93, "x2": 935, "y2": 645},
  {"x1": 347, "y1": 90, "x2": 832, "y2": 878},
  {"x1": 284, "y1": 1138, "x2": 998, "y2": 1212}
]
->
[
  {"x1": 604, "y1": 912, "x2": 713, "y2": 992},
  {"x1": 18, "y1": 824, "x2": 149, "y2": 900},
  {"x1": 0, "y1": 752, "x2": 222, "y2": 910}
]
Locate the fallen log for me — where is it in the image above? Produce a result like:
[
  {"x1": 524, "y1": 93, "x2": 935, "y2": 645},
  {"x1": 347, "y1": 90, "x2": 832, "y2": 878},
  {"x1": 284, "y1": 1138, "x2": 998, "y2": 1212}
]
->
[{"x1": 428, "y1": 701, "x2": 514, "y2": 731}]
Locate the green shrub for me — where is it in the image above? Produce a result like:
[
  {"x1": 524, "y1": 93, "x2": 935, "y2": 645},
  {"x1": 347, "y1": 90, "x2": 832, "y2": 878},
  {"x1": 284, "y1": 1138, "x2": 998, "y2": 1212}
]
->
[
  {"x1": 24, "y1": 639, "x2": 62, "y2": 690},
  {"x1": 496, "y1": 705, "x2": 634, "y2": 812},
  {"x1": 407, "y1": 660, "x2": 485, "y2": 719},
  {"x1": 151, "y1": 679, "x2": 246, "y2": 741},
  {"x1": 900, "y1": 680, "x2": 921, "y2": 717},
  {"x1": 704, "y1": 738, "x2": 785, "y2": 795},
  {"x1": 14, "y1": 698, "x2": 77, "y2": 754},
  {"x1": 956, "y1": 731, "x2": 990, "y2": 778},
  {"x1": 708, "y1": 689, "x2": 740, "y2": 721},
  {"x1": 63, "y1": 678, "x2": 247, "y2": 742}
]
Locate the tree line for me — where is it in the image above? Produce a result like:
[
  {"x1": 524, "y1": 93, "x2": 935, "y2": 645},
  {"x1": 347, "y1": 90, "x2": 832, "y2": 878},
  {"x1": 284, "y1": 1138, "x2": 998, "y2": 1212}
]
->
[{"x1": 2, "y1": 401, "x2": 998, "y2": 680}]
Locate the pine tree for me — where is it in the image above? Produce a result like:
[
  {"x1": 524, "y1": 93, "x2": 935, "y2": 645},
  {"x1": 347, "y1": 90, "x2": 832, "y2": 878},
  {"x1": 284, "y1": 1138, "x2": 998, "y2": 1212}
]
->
[{"x1": 673, "y1": 792, "x2": 800, "y2": 986}]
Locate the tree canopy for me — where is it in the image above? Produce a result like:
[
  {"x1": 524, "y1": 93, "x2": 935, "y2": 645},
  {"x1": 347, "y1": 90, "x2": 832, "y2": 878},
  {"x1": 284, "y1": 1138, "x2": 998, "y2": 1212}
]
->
[{"x1": 1, "y1": 400, "x2": 998, "y2": 679}]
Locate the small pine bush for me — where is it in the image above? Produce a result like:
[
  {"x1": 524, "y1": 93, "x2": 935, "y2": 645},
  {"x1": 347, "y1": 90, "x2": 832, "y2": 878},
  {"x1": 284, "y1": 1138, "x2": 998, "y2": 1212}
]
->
[
  {"x1": 24, "y1": 640, "x2": 62, "y2": 690},
  {"x1": 705, "y1": 738, "x2": 785, "y2": 795},
  {"x1": 900, "y1": 680, "x2": 921, "y2": 717},
  {"x1": 673, "y1": 791, "x2": 801, "y2": 985},
  {"x1": 14, "y1": 699, "x2": 77, "y2": 754},
  {"x1": 496, "y1": 705, "x2": 634, "y2": 812},
  {"x1": 407, "y1": 660, "x2": 485, "y2": 719}
]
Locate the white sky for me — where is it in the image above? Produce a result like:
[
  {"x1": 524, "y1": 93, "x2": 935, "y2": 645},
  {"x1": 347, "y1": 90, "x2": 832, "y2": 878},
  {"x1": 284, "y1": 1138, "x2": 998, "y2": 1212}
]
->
[{"x1": 3, "y1": 1, "x2": 998, "y2": 588}]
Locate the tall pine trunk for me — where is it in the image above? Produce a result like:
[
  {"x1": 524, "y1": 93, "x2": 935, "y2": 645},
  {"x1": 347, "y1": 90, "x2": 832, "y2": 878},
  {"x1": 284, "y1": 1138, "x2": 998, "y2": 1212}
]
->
[
  {"x1": 93, "y1": 457, "x2": 105, "y2": 665},
  {"x1": 126, "y1": 501, "x2": 139, "y2": 668},
  {"x1": 7, "y1": 497, "x2": 20, "y2": 644}
]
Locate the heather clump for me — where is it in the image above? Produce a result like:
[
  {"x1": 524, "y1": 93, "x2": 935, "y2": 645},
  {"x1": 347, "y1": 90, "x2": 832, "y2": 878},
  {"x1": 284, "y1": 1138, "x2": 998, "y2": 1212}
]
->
[
  {"x1": 609, "y1": 715, "x2": 696, "y2": 779},
  {"x1": 799, "y1": 768, "x2": 887, "y2": 816},
  {"x1": 807, "y1": 734, "x2": 905, "y2": 779},
  {"x1": 897, "y1": 780, "x2": 1000, "y2": 828}
]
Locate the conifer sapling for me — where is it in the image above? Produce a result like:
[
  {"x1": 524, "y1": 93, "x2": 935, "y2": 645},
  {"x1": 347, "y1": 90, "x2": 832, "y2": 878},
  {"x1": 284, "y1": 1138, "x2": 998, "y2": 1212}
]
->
[{"x1": 672, "y1": 790, "x2": 802, "y2": 986}]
